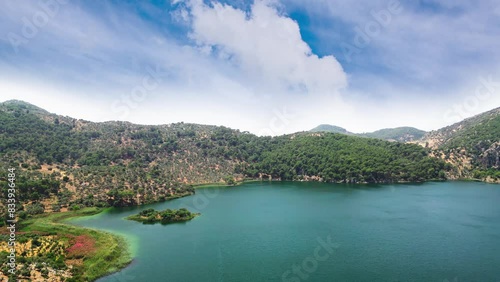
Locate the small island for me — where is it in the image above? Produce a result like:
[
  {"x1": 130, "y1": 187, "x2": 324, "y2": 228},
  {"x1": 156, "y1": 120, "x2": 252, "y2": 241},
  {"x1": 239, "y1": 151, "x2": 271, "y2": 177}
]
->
[{"x1": 126, "y1": 208, "x2": 199, "y2": 224}]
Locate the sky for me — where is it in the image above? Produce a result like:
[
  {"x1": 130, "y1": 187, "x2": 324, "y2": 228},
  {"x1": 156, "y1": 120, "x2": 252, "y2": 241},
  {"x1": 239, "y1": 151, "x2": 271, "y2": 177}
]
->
[{"x1": 1, "y1": 0, "x2": 500, "y2": 135}]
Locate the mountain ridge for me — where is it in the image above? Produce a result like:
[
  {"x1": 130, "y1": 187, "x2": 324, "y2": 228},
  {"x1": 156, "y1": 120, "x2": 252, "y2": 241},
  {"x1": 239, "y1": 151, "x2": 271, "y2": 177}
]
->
[
  {"x1": 310, "y1": 124, "x2": 426, "y2": 142},
  {"x1": 418, "y1": 106, "x2": 500, "y2": 181},
  {"x1": 0, "y1": 100, "x2": 429, "y2": 141},
  {"x1": 310, "y1": 124, "x2": 352, "y2": 135},
  {"x1": 0, "y1": 100, "x2": 498, "y2": 214},
  {"x1": 0, "y1": 100, "x2": 455, "y2": 211}
]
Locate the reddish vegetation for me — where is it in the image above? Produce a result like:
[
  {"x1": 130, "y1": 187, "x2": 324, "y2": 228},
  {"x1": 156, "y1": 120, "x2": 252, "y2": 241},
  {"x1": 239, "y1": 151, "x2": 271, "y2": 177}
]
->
[{"x1": 66, "y1": 235, "x2": 96, "y2": 258}]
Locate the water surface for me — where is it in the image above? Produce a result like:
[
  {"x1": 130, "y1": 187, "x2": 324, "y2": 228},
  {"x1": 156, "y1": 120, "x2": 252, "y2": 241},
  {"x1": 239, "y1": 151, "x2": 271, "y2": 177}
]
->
[{"x1": 73, "y1": 181, "x2": 500, "y2": 282}]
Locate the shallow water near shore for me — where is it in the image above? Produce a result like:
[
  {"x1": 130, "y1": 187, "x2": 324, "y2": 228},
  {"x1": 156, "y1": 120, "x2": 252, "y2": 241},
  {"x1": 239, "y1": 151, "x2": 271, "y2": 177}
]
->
[{"x1": 72, "y1": 181, "x2": 500, "y2": 282}]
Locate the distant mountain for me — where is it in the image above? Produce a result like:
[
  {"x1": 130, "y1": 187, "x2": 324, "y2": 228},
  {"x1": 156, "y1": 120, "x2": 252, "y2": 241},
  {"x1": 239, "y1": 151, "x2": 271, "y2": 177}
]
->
[
  {"x1": 310, "y1": 124, "x2": 426, "y2": 142},
  {"x1": 418, "y1": 107, "x2": 500, "y2": 181},
  {"x1": 311, "y1": 109, "x2": 500, "y2": 182},
  {"x1": 310, "y1": 124, "x2": 352, "y2": 134},
  {"x1": 359, "y1": 127, "x2": 426, "y2": 142}
]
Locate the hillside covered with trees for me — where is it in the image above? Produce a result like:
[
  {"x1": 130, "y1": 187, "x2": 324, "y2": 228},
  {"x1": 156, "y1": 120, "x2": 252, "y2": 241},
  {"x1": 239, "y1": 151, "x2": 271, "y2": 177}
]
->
[
  {"x1": 0, "y1": 100, "x2": 471, "y2": 218},
  {"x1": 310, "y1": 124, "x2": 426, "y2": 142},
  {"x1": 359, "y1": 127, "x2": 426, "y2": 142},
  {"x1": 245, "y1": 133, "x2": 448, "y2": 183},
  {"x1": 419, "y1": 107, "x2": 500, "y2": 181}
]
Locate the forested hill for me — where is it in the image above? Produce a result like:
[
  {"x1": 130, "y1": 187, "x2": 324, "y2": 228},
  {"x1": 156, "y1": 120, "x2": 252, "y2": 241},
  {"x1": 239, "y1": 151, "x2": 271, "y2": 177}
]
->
[
  {"x1": 359, "y1": 127, "x2": 426, "y2": 142},
  {"x1": 0, "y1": 100, "x2": 266, "y2": 209},
  {"x1": 0, "y1": 100, "x2": 452, "y2": 214},
  {"x1": 310, "y1": 124, "x2": 426, "y2": 142},
  {"x1": 245, "y1": 133, "x2": 448, "y2": 183},
  {"x1": 418, "y1": 107, "x2": 500, "y2": 181},
  {"x1": 310, "y1": 124, "x2": 352, "y2": 135}
]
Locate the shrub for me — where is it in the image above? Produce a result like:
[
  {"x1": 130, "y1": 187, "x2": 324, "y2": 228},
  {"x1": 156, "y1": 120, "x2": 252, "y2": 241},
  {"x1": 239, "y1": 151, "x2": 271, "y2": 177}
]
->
[{"x1": 26, "y1": 203, "x2": 45, "y2": 215}]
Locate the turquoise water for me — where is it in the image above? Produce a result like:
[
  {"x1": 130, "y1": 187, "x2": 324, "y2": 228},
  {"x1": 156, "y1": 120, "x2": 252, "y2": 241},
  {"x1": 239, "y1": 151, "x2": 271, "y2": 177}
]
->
[{"x1": 73, "y1": 182, "x2": 500, "y2": 282}]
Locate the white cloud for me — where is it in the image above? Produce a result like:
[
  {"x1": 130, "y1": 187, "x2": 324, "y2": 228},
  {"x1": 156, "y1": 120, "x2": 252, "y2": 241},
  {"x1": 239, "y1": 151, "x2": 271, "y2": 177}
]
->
[
  {"x1": 1, "y1": 0, "x2": 498, "y2": 135},
  {"x1": 184, "y1": 0, "x2": 347, "y2": 95}
]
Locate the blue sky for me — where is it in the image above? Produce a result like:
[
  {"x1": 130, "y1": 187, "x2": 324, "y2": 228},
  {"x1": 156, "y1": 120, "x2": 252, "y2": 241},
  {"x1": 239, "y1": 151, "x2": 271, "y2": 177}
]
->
[{"x1": 1, "y1": 0, "x2": 500, "y2": 135}]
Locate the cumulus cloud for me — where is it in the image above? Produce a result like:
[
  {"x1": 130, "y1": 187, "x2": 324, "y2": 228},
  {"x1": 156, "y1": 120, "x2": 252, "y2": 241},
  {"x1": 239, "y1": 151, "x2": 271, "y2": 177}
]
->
[
  {"x1": 178, "y1": 0, "x2": 347, "y2": 95},
  {"x1": 2, "y1": 0, "x2": 497, "y2": 135}
]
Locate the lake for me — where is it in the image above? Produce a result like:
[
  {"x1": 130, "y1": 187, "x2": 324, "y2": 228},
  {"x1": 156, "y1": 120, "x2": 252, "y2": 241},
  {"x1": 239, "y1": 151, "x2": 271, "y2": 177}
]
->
[{"x1": 72, "y1": 181, "x2": 500, "y2": 282}]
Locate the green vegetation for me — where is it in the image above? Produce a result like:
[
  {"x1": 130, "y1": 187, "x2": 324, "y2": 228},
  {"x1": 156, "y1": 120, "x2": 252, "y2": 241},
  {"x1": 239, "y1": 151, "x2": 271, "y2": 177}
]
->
[
  {"x1": 421, "y1": 107, "x2": 500, "y2": 181},
  {"x1": 127, "y1": 208, "x2": 198, "y2": 224},
  {"x1": 0, "y1": 100, "x2": 452, "y2": 217},
  {"x1": 360, "y1": 127, "x2": 426, "y2": 142},
  {"x1": 243, "y1": 133, "x2": 448, "y2": 183},
  {"x1": 440, "y1": 114, "x2": 500, "y2": 153},
  {"x1": 0, "y1": 101, "x2": 93, "y2": 165},
  {"x1": 223, "y1": 175, "x2": 237, "y2": 186},
  {"x1": 1, "y1": 208, "x2": 131, "y2": 281},
  {"x1": 310, "y1": 124, "x2": 426, "y2": 142},
  {"x1": 0, "y1": 100, "x2": 496, "y2": 280},
  {"x1": 310, "y1": 124, "x2": 351, "y2": 134}
]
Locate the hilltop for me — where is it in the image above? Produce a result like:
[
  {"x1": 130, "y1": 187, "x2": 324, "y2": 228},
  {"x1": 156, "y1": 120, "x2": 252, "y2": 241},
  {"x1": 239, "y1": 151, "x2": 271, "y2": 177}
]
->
[
  {"x1": 310, "y1": 124, "x2": 426, "y2": 142},
  {"x1": 310, "y1": 124, "x2": 352, "y2": 135},
  {"x1": 418, "y1": 107, "x2": 500, "y2": 181},
  {"x1": 359, "y1": 127, "x2": 426, "y2": 142}
]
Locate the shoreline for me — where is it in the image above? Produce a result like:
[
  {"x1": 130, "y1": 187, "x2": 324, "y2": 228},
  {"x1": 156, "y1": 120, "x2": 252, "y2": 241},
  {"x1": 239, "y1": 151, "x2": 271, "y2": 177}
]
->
[
  {"x1": 192, "y1": 179, "x2": 261, "y2": 189},
  {"x1": 19, "y1": 179, "x2": 498, "y2": 280},
  {"x1": 19, "y1": 207, "x2": 133, "y2": 282}
]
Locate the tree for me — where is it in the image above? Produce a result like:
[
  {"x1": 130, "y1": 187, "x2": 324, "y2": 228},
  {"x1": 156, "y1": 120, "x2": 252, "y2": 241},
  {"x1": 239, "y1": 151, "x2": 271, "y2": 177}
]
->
[
  {"x1": 223, "y1": 175, "x2": 237, "y2": 186},
  {"x1": 26, "y1": 203, "x2": 45, "y2": 215}
]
